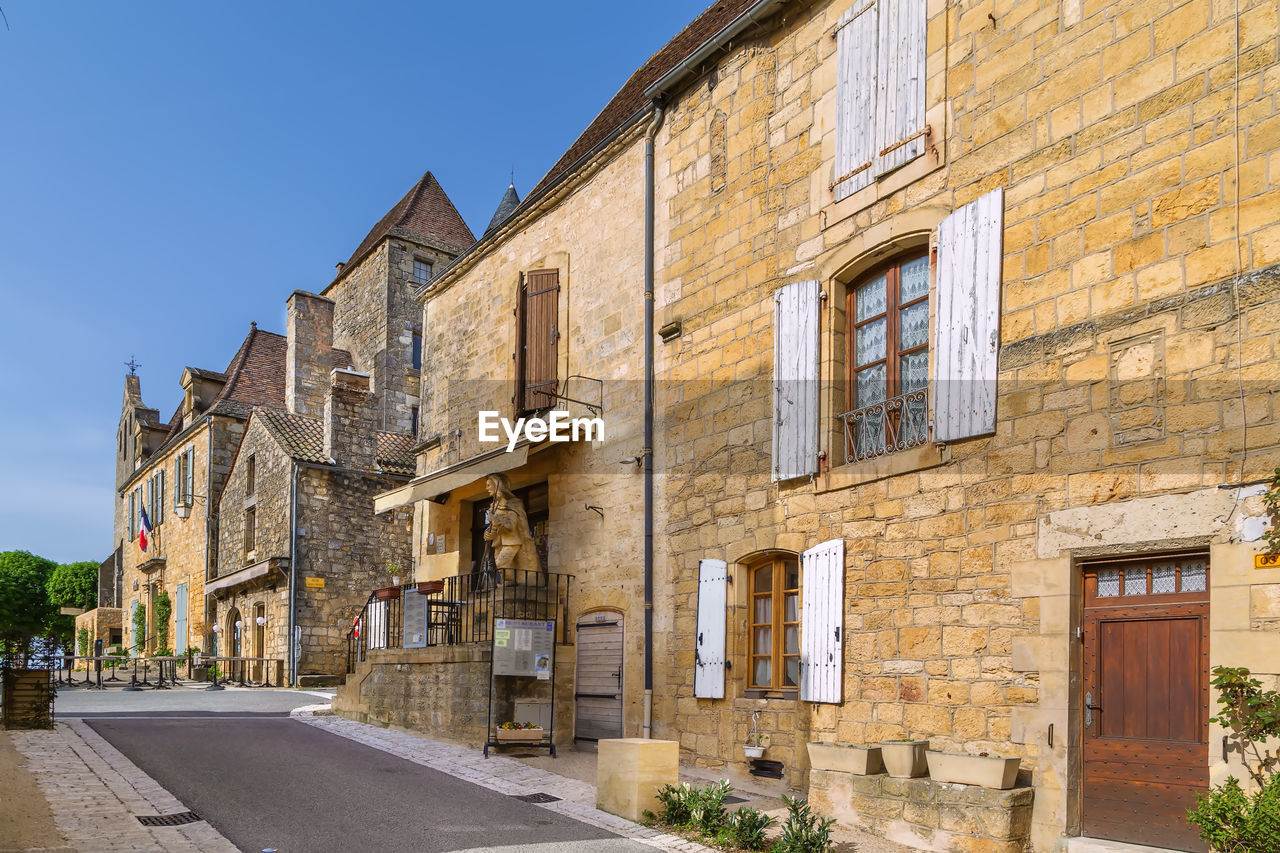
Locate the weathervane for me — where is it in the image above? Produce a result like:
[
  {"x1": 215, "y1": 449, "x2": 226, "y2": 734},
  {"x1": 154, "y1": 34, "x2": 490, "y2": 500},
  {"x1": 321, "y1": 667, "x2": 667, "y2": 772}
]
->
[{"x1": 125, "y1": 355, "x2": 141, "y2": 375}]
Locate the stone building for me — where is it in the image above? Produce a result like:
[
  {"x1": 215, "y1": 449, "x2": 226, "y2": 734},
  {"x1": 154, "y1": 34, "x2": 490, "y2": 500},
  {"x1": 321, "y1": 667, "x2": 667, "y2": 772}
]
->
[
  {"x1": 111, "y1": 171, "x2": 473, "y2": 683},
  {"x1": 641, "y1": 0, "x2": 1280, "y2": 850},
  {"x1": 208, "y1": 293, "x2": 415, "y2": 685},
  {"x1": 114, "y1": 326, "x2": 285, "y2": 658}
]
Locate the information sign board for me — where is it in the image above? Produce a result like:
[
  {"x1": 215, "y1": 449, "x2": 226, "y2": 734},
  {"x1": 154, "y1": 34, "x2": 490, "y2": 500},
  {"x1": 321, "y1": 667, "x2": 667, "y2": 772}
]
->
[
  {"x1": 493, "y1": 618, "x2": 554, "y2": 680},
  {"x1": 403, "y1": 591, "x2": 428, "y2": 648}
]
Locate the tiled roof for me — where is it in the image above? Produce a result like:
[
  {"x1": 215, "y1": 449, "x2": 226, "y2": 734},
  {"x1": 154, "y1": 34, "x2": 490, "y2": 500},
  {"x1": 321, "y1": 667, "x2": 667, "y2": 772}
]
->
[
  {"x1": 526, "y1": 0, "x2": 760, "y2": 202},
  {"x1": 254, "y1": 408, "x2": 416, "y2": 477},
  {"x1": 484, "y1": 183, "x2": 521, "y2": 236},
  {"x1": 330, "y1": 172, "x2": 475, "y2": 290}
]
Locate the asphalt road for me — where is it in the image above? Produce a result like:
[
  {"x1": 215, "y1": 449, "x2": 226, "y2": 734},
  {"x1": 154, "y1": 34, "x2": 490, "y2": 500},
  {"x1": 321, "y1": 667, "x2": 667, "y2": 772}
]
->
[
  {"x1": 55, "y1": 683, "x2": 330, "y2": 717},
  {"x1": 88, "y1": 717, "x2": 647, "y2": 853}
]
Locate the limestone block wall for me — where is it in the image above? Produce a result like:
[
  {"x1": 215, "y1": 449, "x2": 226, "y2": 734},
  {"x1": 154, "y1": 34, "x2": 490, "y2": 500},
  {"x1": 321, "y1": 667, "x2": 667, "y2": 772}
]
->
[
  {"x1": 74, "y1": 608, "x2": 123, "y2": 651},
  {"x1": 647, "y1": 0, "x2": 1280, "y2": 847},
  {"x1": 295, "y1": 466, "x2": 412, "y2": 677},
  {"x1": 215, "y1": 417, "x2": 293, "y2": 573},
  {"x1": 118, "y1": 417, "x2": 240, "y2": 656},
  {"x1": 412, "y1": 134, "x2": 650, "y2": 736}
]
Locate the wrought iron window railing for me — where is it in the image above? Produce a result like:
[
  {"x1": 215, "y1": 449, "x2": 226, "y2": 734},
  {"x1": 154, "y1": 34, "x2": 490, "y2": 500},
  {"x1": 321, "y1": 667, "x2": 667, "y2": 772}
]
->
[
  {"x1": 838, "y1": 388, "x2": 930, "y2": 463},
  {"x1": 346, "y1": 569, "x2": 573, "y2": 673}
]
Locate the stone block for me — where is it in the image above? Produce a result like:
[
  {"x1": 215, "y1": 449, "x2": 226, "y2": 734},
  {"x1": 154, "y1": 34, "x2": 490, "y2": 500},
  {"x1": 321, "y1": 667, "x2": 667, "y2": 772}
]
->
[{"x1": 596, "y1": 738, "x2": 680, "y2": 822}]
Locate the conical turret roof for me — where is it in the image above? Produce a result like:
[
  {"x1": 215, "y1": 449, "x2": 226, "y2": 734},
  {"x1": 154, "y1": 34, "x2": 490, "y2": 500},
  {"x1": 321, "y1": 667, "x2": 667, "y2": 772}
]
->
[{"x1": 484, "y1": 183, "x2": 521, "y2": 236}]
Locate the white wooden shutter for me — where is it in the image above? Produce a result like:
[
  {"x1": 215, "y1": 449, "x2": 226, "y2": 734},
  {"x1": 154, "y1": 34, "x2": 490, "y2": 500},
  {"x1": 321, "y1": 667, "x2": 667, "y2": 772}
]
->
[
  {"x1": 185, "y1": 448, "x2": 195, "y2": 505},
  {"x1": 174, "y1": 583, "x2": 187, "y2": 655},
  {"x1": 773, "y1": 280, "x2": 820, "y2": 481},
  {"x1": 368, "y1": 600, "x2": 388, "y2": 650},
  {"x1": 934, "y1": 187, "x2": 1004, "y2": 443},
  {"x1": 800, "y1": 538, "x2": 844, "y2": 704},
  {"x1": 833, "y1": 1, "x2": 879, "y2": 200},
  {"x1": 156, "y1": 470, "x2": 164, "y2": 525},
  {"x1": 173, "y1": 457, "x2": 181, "y2": 511},
  {"x1": 874, "y1": 0, "x2": 927, "y2": 177},
  {"x1": 694, "y1": 558, "x2": 728, "y2": 699}
]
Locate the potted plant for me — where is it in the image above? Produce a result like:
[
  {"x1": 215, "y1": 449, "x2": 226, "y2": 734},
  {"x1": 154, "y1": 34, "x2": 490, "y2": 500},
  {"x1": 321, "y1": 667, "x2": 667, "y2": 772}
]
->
[
  {"x1": 807, "y1": 742, "x2": 884, "y2": 775},
  {"x1": 375, "y1": 562, "x2": 404, "y2": 601},
  {"x1": 744, "y1": 732, "x2": 768, "y2": 759},
  {"x1": 925, "y1": 750, "x2": 1021, "y2": 789},
  {"x1": 496, "y1": 721, "x2": 545, "y2": 743},
  {"x1": 880, "y1": 738, "x2": 930, "y2": 778}
]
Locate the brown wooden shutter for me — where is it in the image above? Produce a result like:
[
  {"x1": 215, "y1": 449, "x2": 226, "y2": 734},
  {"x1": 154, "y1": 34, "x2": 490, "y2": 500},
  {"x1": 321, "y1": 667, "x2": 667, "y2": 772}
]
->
[{"x1": 518, "y1": 269, "x2": 560, "y2": 412}]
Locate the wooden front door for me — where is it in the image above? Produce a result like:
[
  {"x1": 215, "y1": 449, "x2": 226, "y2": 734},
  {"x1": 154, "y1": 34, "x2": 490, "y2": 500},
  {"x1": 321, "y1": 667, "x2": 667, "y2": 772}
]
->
[
  {"x1": 574, "y1": 612, "x2": 623, "y2": 741},
  {"x1": 1082, "y1": 554, "x2": 1210, "y2": 851}
]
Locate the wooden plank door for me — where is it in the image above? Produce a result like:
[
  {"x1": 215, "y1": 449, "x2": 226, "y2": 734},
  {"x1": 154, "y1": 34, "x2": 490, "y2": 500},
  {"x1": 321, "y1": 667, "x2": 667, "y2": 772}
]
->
[
  {"x1": 574, "y1": 612, "x2": 623, "y2": 741},
  {"x1": 1082, "y1": 555, "x2": 1210, "y2": 852}
]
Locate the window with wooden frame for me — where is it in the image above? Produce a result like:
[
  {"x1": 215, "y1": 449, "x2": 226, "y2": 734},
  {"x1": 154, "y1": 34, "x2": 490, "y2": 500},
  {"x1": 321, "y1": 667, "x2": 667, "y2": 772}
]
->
[
  {"x1": 843, "y1": 252, "x2": 930, "y2": 461},
  {"x1": 244, "y1": 506, "x2": 256, "y2": 560},
  {"x1": 749, "y1": 555, "x2": 801, "y2": 693},
  {"x1": 514, "y1": 269, "x2": 560, "y2": 414},
  {"x1": 245, "y1": 454, "x2": 256, "y2": 497}
]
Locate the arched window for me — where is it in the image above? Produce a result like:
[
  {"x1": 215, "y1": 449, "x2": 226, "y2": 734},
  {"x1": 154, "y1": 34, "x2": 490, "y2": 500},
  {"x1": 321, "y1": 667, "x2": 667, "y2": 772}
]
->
[
  {"x1": 843, "y1": 251, "x2": 930, "y2": 461},
  {"x1": 749, "y1": 555, "x2": 801, "y2": 691}
]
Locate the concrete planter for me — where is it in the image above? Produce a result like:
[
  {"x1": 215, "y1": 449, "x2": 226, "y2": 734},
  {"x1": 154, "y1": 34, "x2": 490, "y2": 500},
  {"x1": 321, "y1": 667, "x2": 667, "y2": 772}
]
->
[
  {"x1": 880, "y1": 740, "x2": 929, "y2": 778},
  {"x1": 925, "y1": 751, "x2": 1021, "y2": 789},
  {"x1": 807, "y1": 742, "x2": 884, "y2": 775}
]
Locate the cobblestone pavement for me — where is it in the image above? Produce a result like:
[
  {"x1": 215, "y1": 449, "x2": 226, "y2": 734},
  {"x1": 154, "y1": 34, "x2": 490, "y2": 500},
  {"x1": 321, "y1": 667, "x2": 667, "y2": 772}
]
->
[
  {"x1": 292, "y1": 706, "x2": 717, "y2": 853},
  {"x1": 8, "y1": 720, "x2": 236, "y2": 853}
]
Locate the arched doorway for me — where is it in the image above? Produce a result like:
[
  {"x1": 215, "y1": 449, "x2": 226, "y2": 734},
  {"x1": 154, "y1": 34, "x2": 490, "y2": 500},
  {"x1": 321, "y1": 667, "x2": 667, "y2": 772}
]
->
[{"x1": 574, "y1": 610, "x2": 624, "y2": 742}]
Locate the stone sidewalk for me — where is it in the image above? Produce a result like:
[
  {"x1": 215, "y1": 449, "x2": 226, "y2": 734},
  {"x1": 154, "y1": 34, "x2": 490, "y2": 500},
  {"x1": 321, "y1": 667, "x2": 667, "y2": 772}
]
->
[
  {"x1": 291, "y1": 705, "x2": 716, "y2": 852},
  {"x1": 7, "y1": 720, "x2": 237, "y2": 853}
]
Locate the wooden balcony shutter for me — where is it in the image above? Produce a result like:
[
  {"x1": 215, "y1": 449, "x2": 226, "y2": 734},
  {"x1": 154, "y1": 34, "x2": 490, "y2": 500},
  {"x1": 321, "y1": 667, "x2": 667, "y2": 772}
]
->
[
  {"x1": 873, "y1": 0, "x2": 928, "y2": 179},
  {"x1": 694, "y1": 558, "x2": 728, "y2": 699},
  {"x1": 773, "y1": 280, "x2": 820, "y2": 481},
  {"x1": 516, "y1": 269, "x2": 560, "y2": 413},
  {"x1": 933, "y1": 187, "x2": 1003, "y2": 443},
  {"x1": 800, "y1": 538, "x2": 845, "y2": 704}
]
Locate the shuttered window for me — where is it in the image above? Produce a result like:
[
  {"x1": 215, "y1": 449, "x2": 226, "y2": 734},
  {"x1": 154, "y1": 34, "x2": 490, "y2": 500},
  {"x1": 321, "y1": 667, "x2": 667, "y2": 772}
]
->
[
  {"x1": 800, "y1": 538, "x2": 845, "y2": 704},
  {"x1": 933, "y1": 187, "x2": 1004, "y2": 442},
  {"x1": 184, "y1": 447, "x2": 195, "y2": 506},
  {"x1": 749, "y1": 556, "x2": 801, "y2": 692},
  {"x1": 773, "y1": 280, "x2": 820, "y2": 481},
  {"x1": 515, "y1": 269, "x2": 560, "y2": 414},
  {"x1": 173, "y1": 456, "x2": 181, "y2": 511},
  {"x1": 694, "y1": 558, "x2": 728, "y2": 698},
  {"x1": 842, "y1": 252, "x2": 931, "y2": 461},
  {"x1": 154, "y1": 470, "x2": 164, "y2": 526},
  {"x1": 128, "y1": 490, "x2": 136, "y2": 539},
  {"x1": 833, "y1": 0, "x2": 927, "y2": 201}
]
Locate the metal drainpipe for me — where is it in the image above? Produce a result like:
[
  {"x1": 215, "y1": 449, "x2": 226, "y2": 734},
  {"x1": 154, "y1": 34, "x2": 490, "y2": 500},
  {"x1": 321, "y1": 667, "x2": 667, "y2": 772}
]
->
[
  {"x1": 288, "y1": 461, "x2": 299, "y2": 686},
  {"x1": 643, "y1": 99, "x2": 665, "y2": 739}
]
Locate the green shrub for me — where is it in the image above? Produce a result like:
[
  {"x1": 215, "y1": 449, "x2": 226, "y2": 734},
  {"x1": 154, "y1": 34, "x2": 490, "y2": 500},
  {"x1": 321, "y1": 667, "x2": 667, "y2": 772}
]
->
[
  {"x1": 76, "y1": 626, "x2": 91, "y2": 658},
  {"x1": 773, "y1": 795, "x2": 835, "y2": 853},
  {"x1": 655, "y1": 782, "x2": 695, "y2": 827},
  {"x1": 726, "y1": 806, "x2": 774, "y2": 850},
  {"x1": 1187, "y1": 774, "x2": 1280, "y2": 853}
]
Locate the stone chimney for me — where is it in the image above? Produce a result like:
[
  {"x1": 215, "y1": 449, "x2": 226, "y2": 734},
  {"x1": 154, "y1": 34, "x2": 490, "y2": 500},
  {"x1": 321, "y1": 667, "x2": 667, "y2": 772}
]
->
[
  {"x1": 286, "y1": 291, "x2": 334, "y2": 418},
  {"x1": 324, "y1": 369, "x2": 378, "y2": 471}
]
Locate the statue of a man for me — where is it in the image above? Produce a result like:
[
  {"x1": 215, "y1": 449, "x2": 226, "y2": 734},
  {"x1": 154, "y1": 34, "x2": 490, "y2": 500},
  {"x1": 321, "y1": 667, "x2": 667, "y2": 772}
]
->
[{"x1": 483, "y1": 473, "x2": 541, "y2": 577}]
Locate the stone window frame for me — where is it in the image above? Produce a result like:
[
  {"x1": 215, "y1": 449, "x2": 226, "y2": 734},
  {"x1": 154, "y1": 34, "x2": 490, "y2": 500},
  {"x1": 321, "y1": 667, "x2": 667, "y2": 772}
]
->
[
  {"x1": 816, "y1": 210, "x2": 952, "y2": 492},
  {"x1": 412, "y1": 258, "x2": 433, "y2": 286},
  {"x1": 243, "y1": 505, "x2": 256, "y2": 563}
]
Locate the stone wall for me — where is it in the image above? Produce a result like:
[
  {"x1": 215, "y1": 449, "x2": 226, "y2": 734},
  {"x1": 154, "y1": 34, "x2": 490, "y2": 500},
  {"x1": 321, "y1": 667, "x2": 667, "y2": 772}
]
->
[
  {"x1": 647, "y1": 0, "x2": 1280, "y2": 848},
  {"x1": 334, "y1": 643, "x2": 577, "y2": 748},
  {"x1": 809, "y1": 769, "x2": 1034, "y2": 853},
  {"x1": 73, "y1": 608, "x2": 123, "y2": 651},
  {"x1": 215, "y1": 416, "x2": 293, "y2": 572},
  {"x1": 296, "y1": 466, "x2": 413, "y2": 678},
  {"x1": 410, "y1": 132, "x2": 650, "y2": 738}
]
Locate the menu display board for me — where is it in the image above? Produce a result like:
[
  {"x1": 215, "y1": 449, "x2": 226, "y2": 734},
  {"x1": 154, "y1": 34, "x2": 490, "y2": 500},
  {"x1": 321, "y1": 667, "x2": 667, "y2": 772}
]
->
[
  {"x1": 493, "y1": 618, "x2": 554, "y2": 680},
  {"x1": 403, "y1": 591, "x2": 428, "y2": 648}
]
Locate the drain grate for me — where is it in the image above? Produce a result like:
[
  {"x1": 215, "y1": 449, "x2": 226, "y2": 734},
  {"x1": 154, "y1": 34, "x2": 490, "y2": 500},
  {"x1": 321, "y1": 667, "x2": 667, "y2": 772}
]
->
[
  {"x1": 137, "y1": 811, "x2": 203, "y2": 827},
  {"x1": 512, "y1": 792, "x2": 562, "y2": 804}
]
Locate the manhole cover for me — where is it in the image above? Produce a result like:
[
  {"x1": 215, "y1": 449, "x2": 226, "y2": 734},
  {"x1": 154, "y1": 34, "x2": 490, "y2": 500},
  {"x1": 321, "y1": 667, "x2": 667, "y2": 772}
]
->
[
  {"x1": 512, "y1": 792, "x2": 562, "y2": 804},
  {"x1": 137, "y1": 811, "x2": 203, "y2": 827}
]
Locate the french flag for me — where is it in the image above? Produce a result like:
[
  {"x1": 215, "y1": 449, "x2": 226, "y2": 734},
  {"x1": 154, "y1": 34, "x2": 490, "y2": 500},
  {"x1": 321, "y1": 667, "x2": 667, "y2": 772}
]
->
[{"x1": 139, "y1": 507, "x2": 152, "y2": 553}]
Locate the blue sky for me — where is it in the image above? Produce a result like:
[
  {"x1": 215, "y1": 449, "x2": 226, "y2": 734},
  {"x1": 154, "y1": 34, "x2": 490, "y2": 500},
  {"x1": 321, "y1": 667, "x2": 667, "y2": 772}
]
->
[{"x1": 0, "y1": 0, "x2": 707, "y2": 563}]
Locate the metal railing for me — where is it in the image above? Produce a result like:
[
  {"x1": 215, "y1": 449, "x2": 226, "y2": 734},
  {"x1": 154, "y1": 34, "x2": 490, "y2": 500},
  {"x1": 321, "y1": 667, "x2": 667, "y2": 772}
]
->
[
  {"x1": 346, "y1": 570, "x2": 573, "y2": 673},
  {"x1": 838, "y1": 388, "x2": 930, "y2": 463}
]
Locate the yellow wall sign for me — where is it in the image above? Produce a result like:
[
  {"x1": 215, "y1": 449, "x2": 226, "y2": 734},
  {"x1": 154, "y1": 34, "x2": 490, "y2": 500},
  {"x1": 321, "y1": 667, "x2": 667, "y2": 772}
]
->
[
  {"x1": 1256, "y1": 553, "x2": 1280, "y2": 569},
  {"x1": 304, "y1": 576, "x2": 325, "y2": 588}
]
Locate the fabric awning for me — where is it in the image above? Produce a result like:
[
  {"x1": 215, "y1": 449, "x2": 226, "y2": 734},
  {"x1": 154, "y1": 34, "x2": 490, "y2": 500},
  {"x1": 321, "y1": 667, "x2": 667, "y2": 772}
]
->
[
  {"x1": 373, "y1": 443, "x2": 530, "y2": 514},
  {"x1": 204, "y1": 558, "x2": 285, "y2": 594}
]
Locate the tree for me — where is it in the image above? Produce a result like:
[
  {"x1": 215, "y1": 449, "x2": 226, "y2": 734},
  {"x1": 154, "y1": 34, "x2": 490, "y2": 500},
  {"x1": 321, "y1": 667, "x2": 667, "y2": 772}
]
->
[
  {"x1": 0, "y1": 550, "x2": 58, "y2": 665},
  {"x1": 47, "y1": 561, "x2": 98, "y2": 611}
]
